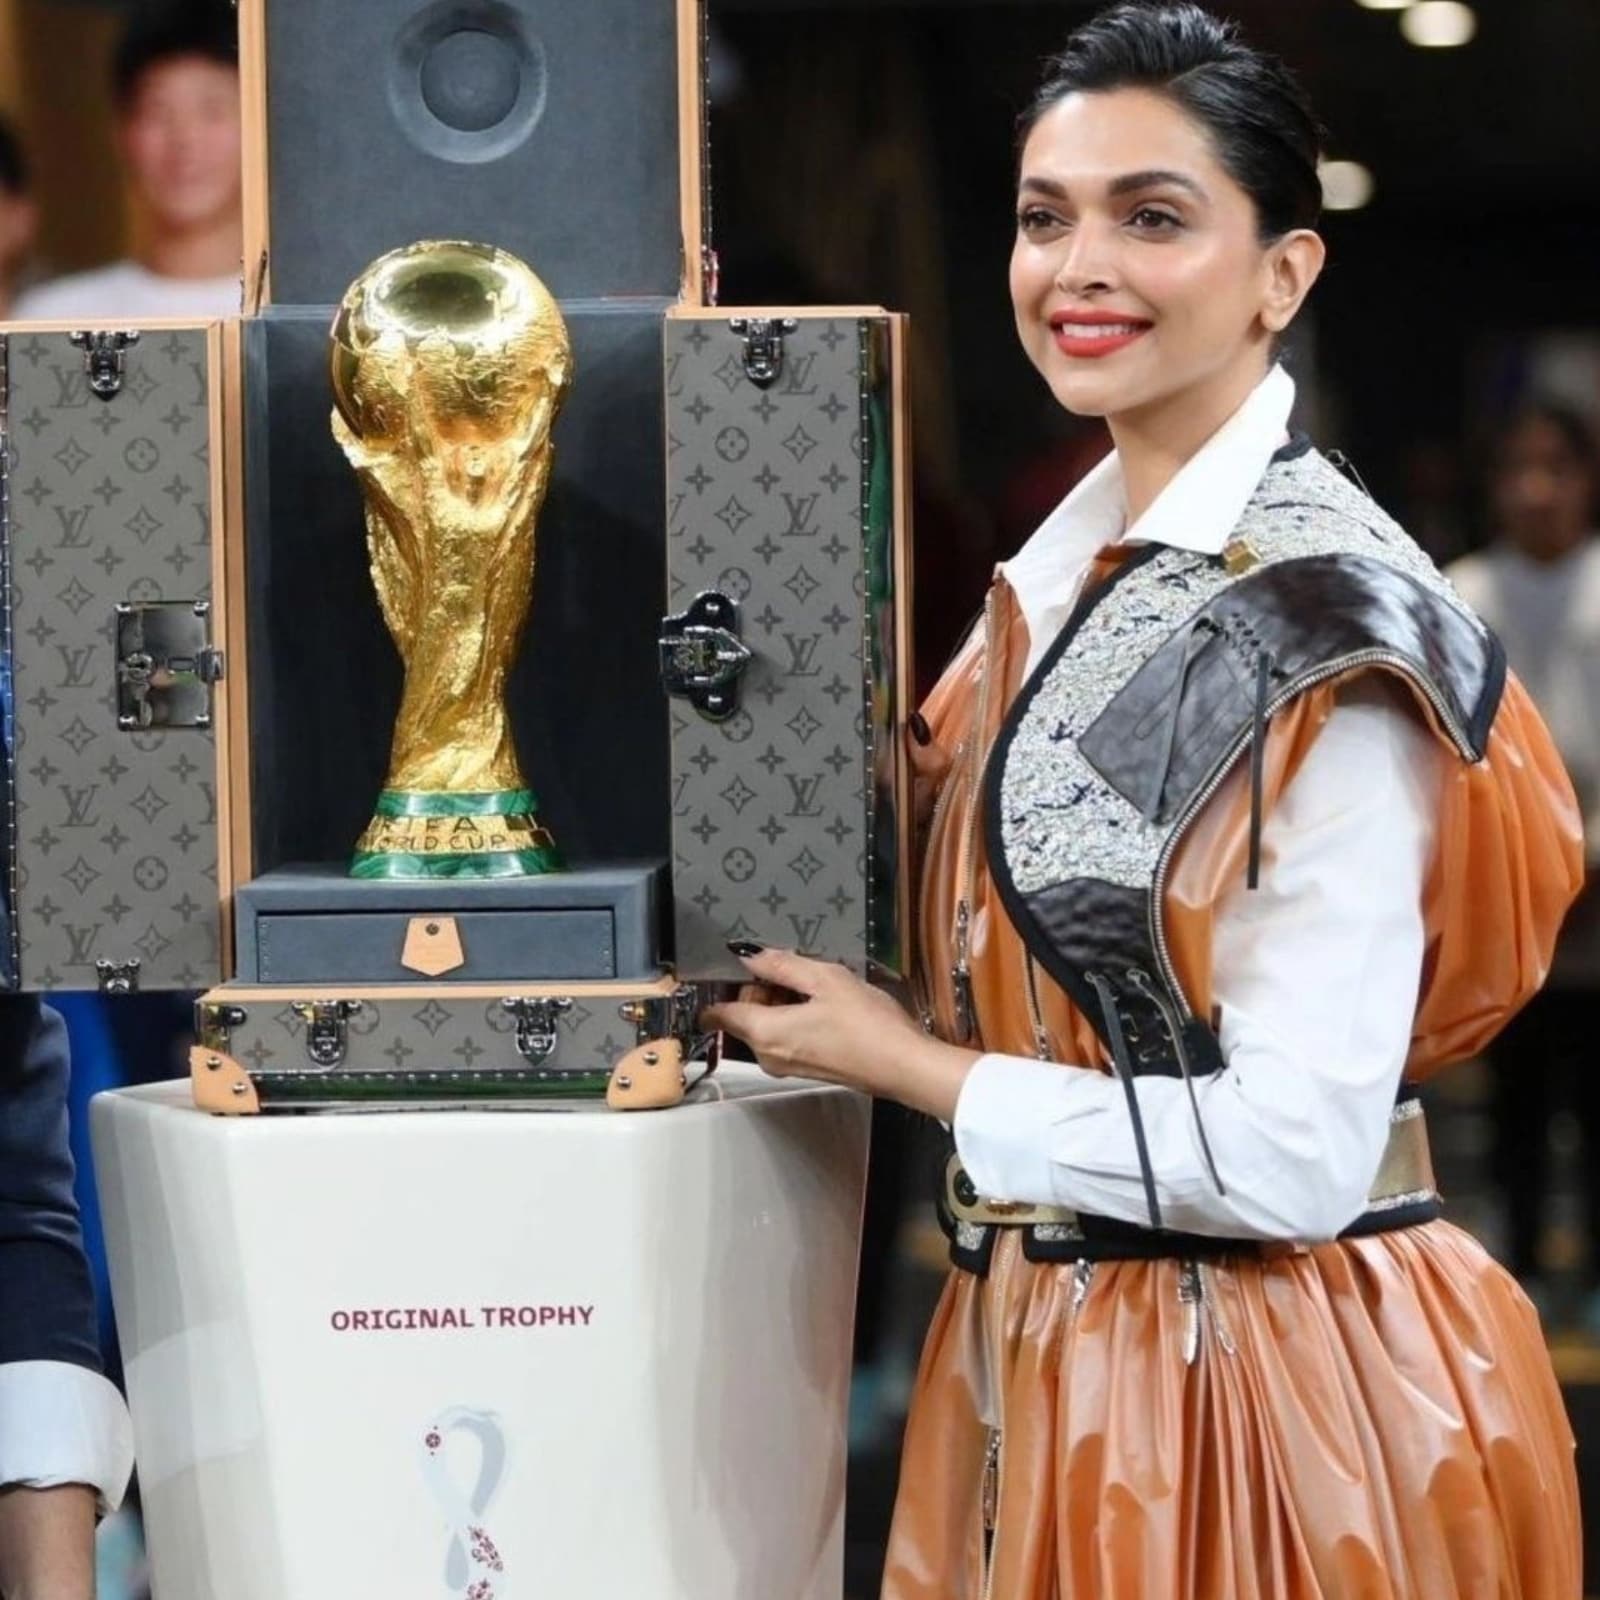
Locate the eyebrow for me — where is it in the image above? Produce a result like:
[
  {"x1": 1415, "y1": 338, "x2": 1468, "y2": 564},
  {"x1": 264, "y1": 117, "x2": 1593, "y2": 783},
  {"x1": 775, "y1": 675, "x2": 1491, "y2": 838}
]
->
[{"x1": 1018, "y1": 169, "x2": 1210, "y2": 202}]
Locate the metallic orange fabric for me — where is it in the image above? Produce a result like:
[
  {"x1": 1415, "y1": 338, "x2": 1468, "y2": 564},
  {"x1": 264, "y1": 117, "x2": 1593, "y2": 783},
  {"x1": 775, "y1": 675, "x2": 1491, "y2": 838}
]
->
[{"x1": 888, "y1": 573, "x2": 1585, "y2": 1599}]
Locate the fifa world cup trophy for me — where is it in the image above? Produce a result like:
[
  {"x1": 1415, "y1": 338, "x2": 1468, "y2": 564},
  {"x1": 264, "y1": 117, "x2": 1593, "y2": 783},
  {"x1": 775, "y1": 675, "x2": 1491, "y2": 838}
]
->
[{"x1": 330, "y1": 240, "x2": 573, "y2": 878}]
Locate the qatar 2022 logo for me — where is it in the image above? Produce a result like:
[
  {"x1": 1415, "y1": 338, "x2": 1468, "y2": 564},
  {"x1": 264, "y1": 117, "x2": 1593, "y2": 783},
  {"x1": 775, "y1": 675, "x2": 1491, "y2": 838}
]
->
[{"x1": 421, "y1": 1407, "x2": 509, "y2": 1599}]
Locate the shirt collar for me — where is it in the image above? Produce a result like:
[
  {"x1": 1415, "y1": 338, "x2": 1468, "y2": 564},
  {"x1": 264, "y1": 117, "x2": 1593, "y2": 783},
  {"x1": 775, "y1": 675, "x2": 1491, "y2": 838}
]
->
[{"x1": 999, "y1": 364, "x2": 1297, "y2": 630}]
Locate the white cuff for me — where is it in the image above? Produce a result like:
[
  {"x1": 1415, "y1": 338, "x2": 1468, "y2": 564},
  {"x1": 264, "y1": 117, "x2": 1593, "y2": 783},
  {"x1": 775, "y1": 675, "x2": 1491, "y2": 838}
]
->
[
  {"x1": 953, "y1": 1052, "x2": 1081, "y2": 1206},
  {"x1": 0, "y1": 1362, "x2": 134, "y2": 1514}
]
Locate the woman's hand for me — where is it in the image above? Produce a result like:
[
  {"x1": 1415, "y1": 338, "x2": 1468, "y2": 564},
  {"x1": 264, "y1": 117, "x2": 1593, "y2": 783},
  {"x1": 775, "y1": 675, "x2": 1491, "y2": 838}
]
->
[{"x1": 701, "y1": 946, "x2": 978, "y2": 1122}]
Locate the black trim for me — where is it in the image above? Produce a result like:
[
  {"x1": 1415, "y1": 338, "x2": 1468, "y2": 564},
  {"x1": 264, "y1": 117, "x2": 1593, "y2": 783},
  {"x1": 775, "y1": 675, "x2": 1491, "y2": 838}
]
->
[
  {"x1": 982, "y1": 543, "x2": 1167, "y2": 1048},
  {"x1": 941, "y1": 1199, "x2": 1445, "y2": 1271}
]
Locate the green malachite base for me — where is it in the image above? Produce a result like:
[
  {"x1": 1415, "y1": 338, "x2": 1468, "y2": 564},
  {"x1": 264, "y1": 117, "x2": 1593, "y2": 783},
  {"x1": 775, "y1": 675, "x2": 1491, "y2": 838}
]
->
[
  {"x1": 350, "y1": 787, "x2": 564, "y2": 880},
  {"x1": 350, "y1": 844, "x2": 563, "y2": 880}
]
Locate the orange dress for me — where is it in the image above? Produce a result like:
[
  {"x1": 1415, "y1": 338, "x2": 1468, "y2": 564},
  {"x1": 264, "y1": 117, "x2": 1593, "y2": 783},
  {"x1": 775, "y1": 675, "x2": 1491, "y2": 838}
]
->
[{"x1": 882, "y1": 571, "x2": 1585, "y2": 1600}]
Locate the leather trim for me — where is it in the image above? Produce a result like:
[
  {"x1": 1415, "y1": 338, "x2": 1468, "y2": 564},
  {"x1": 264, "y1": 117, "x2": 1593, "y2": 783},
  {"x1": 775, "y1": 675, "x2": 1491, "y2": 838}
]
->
[{"x1": 1077, "y1": 554, "x2": 1504, "y2": 829}]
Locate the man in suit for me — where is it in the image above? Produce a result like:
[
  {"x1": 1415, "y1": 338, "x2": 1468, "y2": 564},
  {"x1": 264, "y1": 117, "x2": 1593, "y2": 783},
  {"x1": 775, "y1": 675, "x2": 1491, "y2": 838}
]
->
[{"x1": 0, "y1": 998, "x2": 133, "y2": 1599}]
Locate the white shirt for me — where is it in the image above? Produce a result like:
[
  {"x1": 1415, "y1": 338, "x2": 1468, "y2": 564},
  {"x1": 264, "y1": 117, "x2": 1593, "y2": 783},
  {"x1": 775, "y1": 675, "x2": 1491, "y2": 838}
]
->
[
  {"x1": 12, "y1": 260, "x2": 240, "y2": 320},
  {"x1": 0, "y1": 1362, "x2": 133, "y2": 1511},
  {"x1": 953, "y1": 366, "x2": 1444, "y2": 1241}
]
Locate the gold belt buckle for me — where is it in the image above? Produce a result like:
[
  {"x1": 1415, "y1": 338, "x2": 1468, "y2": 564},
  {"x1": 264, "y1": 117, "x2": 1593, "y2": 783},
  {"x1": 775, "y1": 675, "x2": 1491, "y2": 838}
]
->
[{"x1": 945, "y1": 1154, "x2": 1079, "y2": 1229}]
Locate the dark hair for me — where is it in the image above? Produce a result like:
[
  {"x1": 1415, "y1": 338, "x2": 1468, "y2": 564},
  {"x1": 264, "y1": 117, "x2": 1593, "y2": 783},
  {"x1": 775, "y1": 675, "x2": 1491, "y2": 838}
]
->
[
  {"x1": 1500, "y1": 400, "x2": 1598, "y2": 473},
  {"x1": 0, "y1": 116, "x2": 27, "y2": 197},
  {"x1": 1021, "y1": 2, "x2": 1324, "y2": 242},
  {"x1": 112, "y1": 0, "x2": 238, "y2": 106}
]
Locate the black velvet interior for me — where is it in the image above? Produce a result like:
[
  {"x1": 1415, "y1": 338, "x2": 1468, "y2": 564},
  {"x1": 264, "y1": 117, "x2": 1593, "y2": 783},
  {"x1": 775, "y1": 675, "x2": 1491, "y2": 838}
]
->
[
  {"x1": 242, "y1": 301, "x2": 672, "y2": 876},
  {"x1": 264, "y1": 0, "x2": 684, "y2": 304}
]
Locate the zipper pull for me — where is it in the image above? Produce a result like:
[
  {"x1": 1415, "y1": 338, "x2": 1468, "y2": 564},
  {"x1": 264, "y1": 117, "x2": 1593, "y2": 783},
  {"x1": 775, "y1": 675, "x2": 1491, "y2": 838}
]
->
[
  {"x1": 981, "y1": 1427, "x2": 1002, "y2": 1532},
  {"x1": 952, "y1": 900, "x2": 977, "y2": 1043},
  {"x1": 1326, "y1": 447, "x2": 1372, "y2": 498},
  {"x1": 1178, "y1": 1259, "x2": 1203, "y2": 1366}
]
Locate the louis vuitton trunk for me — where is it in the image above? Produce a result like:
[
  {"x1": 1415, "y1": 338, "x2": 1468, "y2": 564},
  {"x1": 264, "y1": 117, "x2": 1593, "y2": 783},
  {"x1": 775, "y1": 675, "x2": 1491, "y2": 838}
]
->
[
  {"x1": 0, "y1": 321, "x2": 244, "y2": 992},
  {"x1": 662, "y1": 309, "x2": 913, "y2": 984},
  {"x1": 191, "y1": 976, "x2": 709, "y2": 1112}
]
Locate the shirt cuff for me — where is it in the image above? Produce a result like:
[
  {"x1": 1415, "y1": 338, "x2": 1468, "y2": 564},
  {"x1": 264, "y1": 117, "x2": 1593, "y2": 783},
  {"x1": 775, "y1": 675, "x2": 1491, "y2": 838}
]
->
[
  {"x1": 0, "y1": 1361, "x2": 134, "y2": 1514},
  {"x1": 953, "y1": 1052, "x2": 1082, "y2": 1205}
]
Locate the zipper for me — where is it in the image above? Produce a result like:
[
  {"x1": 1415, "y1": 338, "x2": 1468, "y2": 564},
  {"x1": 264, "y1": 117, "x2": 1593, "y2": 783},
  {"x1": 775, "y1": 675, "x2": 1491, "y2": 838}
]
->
[
  {"x1": 1022, "y1": 951, "x2": 1052, "y2": 1060},
  {"x1": 949, "y1": 590, "x2": 999, "y2": 1045},
  {"x1": 1148, "y1": 648, "x2": 1478, "y2": 1009},
  {"x1": 980, "y1": 1231, "x2": 1017, "y2": 1598}
]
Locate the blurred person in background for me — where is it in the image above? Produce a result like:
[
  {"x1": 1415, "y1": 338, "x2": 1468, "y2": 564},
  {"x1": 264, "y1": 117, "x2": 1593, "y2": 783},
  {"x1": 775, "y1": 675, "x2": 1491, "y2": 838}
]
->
[
  {"x1": 1449, "y1": 402, "x2": 1600, "y2": 1320},
  {"x1": 0, "y1": 117, "x2": 39, "y2": 318},
  {"x1": 13, "y1": 0, "x2": 239, "y2": 320}
]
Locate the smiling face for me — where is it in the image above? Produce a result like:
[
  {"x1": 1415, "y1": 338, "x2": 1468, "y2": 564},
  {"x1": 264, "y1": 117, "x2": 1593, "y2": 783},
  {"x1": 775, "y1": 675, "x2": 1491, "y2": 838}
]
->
[{"x1": 1010, "y1": 87, "x2": 1322, "y2": 436}]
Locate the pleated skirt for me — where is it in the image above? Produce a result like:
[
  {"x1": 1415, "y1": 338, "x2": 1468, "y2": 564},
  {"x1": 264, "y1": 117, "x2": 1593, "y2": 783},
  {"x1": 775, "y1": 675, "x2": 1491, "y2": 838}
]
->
[{"x1": 881, "y1": 1221, "x2": 1579, "y2": 1599}]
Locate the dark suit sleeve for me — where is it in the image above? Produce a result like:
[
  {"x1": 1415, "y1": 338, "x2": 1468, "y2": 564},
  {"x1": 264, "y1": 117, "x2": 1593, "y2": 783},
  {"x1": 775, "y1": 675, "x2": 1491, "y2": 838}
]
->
[{"x1": 0, "y1": 995, "x2": 102, "y2": 1372}]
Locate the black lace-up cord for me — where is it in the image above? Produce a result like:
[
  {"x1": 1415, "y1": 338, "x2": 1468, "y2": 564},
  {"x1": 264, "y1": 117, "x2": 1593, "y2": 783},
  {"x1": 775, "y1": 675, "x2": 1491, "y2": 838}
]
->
[
  {"x1": 1247, "y1": 650, "x2": 1273, "y2": 890},
  {"x1": 1086, "y1": 970, "x2": 1164, "y2": 1231},
  {"x1": 1127, "y1": 968, "x2": 1227, "y2": 1198}
]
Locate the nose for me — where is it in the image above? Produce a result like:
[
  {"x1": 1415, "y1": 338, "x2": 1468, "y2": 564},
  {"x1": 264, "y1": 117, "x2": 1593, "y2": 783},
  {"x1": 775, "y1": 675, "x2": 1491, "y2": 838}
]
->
[{"x1": 1052, "y1": 218, "x2": 1119, "y2": 298}]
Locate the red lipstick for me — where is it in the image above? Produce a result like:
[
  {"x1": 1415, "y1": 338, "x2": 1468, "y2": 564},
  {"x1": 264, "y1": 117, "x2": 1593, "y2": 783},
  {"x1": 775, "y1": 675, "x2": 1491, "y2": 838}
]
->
[{"x1": 1049, "y1": 310, "x2": 1153, "y2": 359}]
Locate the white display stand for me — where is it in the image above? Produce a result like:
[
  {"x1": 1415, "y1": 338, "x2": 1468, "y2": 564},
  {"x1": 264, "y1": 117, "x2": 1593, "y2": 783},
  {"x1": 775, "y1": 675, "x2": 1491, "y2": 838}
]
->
[{"x1": 91, "y1": 1067, "x2": 870, "y2": 1600}]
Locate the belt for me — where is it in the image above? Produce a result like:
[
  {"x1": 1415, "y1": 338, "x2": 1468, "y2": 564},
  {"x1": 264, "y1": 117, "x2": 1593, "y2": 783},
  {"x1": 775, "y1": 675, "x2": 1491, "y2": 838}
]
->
[{"x1": 940, "y1": 1097, "x2": 1440, "y2": 1271}]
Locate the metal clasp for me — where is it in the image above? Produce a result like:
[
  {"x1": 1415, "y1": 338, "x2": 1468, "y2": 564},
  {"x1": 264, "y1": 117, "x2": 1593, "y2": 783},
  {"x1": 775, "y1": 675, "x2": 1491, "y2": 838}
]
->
[
  {"x1": 728, "y1": 317, "x2": 797, "y2": 388},
  {"x1": 658, "y1": 591, "x2": 750, "y2": 721},
  {"x1": 500, "y1": 997, "x2": 573, "y2": 1065},
  {"x1": 291, "y1": 1000, "x2": 363, "y2": 1067},
  {"x1": 196, "y1": 1000, "x2": 248, "y2": 1050},
  {"x1": 96, "y1": 958, "x2": 140, "y2": 995},
  {"x1": 68, "y1": 330, "x2": 141, "y2": 401},
  {"x1": 116, "y1": 600, "x2": 224, "y2": 730}
]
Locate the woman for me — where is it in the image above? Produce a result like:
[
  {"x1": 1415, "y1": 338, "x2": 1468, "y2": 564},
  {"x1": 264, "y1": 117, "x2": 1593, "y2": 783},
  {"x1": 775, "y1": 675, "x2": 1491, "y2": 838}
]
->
[{"x1": 706, "y1": 5, "x2": 1585, "y2": 1595}]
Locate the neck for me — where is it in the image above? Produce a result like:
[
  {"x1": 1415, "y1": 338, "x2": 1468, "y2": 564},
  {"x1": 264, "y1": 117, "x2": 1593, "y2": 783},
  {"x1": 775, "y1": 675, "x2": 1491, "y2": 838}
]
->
[
  {"x1": 137, "y1": 212, "x2": 242, "y2": 281},
  {"x1": 1109, "y1": 356, "x2": 1273, "y2": 527}
]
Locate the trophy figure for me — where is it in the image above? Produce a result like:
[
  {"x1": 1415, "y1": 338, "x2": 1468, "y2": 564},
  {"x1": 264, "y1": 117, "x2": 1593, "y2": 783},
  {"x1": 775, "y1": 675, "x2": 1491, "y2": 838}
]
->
[{"x1": 331, "y1": 240, "x2": 573, "y2": 878}]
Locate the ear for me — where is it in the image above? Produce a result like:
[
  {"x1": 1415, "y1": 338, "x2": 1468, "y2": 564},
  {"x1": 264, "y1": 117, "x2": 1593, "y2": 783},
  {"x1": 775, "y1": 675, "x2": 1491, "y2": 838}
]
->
[{"x1": 1260, "y1": 229, "x2": 1326, "y2": 335}]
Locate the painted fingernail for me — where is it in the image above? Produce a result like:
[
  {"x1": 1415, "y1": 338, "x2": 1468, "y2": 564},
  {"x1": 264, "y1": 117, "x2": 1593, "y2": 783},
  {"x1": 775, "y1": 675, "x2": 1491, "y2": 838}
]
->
[
  {"x1": 909, "y1": 711, "x2": 932, "y2": 746},
  {"x1": 727, "y1": 939, "x2": 765, "y2": 958}
]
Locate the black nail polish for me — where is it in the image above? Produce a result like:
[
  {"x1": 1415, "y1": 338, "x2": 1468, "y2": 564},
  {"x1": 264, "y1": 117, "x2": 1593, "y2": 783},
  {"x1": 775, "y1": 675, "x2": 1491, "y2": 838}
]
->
[
  {"x1": 909, "y1": 711, "x2": 932, "y2": 746},
  {"x1": 727, "y1": 939, "x2": 765, "y2": 958}
]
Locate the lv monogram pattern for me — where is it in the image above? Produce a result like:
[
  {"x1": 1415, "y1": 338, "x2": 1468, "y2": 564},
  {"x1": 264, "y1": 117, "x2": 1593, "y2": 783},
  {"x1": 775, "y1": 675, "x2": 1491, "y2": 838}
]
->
[
  {"x1": 223, "y1": 992, "x2": 642, "y2": 1077},
  {"x1": 665, "y1": 316, "x2": 895, "y2": 978},
  {"x1": 3, "y1": 330, "x2": 220, "y2": 989}
]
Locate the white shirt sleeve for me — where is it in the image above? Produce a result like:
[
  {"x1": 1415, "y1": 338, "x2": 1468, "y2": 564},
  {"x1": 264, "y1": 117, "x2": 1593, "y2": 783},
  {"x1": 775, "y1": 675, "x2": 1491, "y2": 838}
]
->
[
  {"x1": 0, "y1": 1361, "x2": 134, "y2": 1513},
  {"x1": 952, "y1": 682, "x2": 1444, "y2": 1241}
]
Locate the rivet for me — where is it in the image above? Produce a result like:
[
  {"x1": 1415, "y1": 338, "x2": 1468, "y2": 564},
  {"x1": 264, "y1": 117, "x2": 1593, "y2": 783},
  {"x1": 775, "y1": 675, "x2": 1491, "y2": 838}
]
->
[
  {"x1": 615, "y1": 1075, "x2": 632, "y2": 1090},
  {"x1": 643, "y1": 1050, "x2": 659, "y2": 1065},
  {"x1": 206, "y1": 1055, "x2": 222, "y2": 1071},
  {"x1": 230, "y1": 1081, "x2": 247, "y2": 1096}
]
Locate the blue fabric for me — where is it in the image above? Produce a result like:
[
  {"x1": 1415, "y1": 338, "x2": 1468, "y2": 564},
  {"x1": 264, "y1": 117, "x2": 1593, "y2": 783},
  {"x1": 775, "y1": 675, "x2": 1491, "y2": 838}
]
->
[{"x1": 0, "y1": 995, "x2": 101, "y2": 1372}]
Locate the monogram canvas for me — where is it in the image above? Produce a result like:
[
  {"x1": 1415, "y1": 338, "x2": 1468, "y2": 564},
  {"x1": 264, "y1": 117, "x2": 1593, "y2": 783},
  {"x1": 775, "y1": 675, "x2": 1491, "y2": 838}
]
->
[
  {"x1": 664, "y1": 314, "x2": 905, "y2": 979},
  {"x1": 209, "y1": 988, "x2": 658, "y2": 1081},
  {"x1": 2, "y1": 329, "x2": 222, "y2": 989}
]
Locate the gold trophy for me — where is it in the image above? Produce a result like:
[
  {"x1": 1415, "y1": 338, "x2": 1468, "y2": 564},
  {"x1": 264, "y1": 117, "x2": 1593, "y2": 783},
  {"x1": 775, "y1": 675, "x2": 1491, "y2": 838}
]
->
[{"x1": 330, "y1": 240, "x2": 573, "y2": 878}]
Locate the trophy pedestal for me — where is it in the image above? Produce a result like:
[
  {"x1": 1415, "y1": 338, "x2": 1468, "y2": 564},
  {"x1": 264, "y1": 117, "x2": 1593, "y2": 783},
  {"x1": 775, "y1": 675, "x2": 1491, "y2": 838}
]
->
[
  {"x1": 232, "y1": 861, "x2": 667, "y2": 983},
  {"x1": 91, "y1": 1068, "x2": 869, "y2": 1600}
]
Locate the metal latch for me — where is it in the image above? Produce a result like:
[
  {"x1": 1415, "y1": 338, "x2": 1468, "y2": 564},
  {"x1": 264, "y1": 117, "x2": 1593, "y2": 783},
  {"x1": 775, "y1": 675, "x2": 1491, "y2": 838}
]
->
[
  {"x1": 658, "y1": 591, "x2": 750, "y2": 721},
  {"x1": 619, "y1": 984, "x2": 699, "y2": 1049},
  {"x1": 196, "y1": 1001, "x2": 248, "y2": 1050},
  {"x1": 96, "y1": 958, "x2": 140, "y2": 995},
  {"x1": 69, "y1": 330, "x2": 140, "y2": 400},
  {"x1": 500, "y1": 997, "x2": 573, "y2": 1065},
  {"x1": 728, "y1": 317, "x2": 797, "y2": 388},
  {"x1": 291, "y1": 1000, "x2": 364, "y2": 1068},
  {"x1": 116, "y1": 601, "x2": 224, "y2": 730}
]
